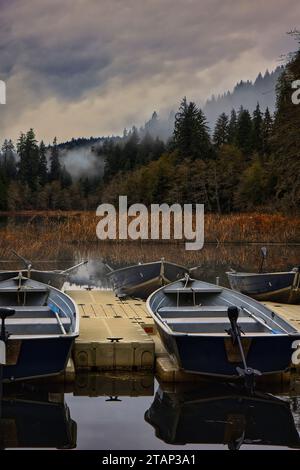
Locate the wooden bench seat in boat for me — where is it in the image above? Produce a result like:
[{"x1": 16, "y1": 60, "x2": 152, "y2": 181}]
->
[
  {"x1": 163, "y1": 286, "x2": 223, "y2": 294},
  {"x1": 157, "y1": 306, "x2": 229, "y2": 318},
  {"x1": 5, "y1": 317, "x2": 71, "y2": 335}
]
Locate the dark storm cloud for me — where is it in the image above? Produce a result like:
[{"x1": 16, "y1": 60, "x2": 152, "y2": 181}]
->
[{"x1": 0, "y1": 0, "x2": 298, "y2": 141}]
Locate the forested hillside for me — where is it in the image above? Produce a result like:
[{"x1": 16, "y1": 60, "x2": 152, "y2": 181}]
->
[
  {"x1": 0, "y1": 35, "x2": 299, "y2": 213},
  {"x1": 203, "y1": 67, "x2": 283, "y2": 127}
]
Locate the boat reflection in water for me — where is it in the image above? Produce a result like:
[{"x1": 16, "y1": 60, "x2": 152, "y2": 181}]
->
[
  {"x1": 145, "y1": 383, "x2": 300, "y2": 450},
  {"x1": 0, "y1": 386, "x2": 77, "y2": 449}
]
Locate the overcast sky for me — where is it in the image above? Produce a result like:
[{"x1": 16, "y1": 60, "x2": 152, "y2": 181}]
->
[{"x1": 0, "y1": 0, "x2": 298, "y2": 143}]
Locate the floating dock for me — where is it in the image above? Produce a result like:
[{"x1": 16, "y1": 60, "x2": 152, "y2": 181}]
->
[
  {"x1": 66, "y1": 288, "x2": 155, "y2": 371},
  {"x1": 64, "y1": 288, "x2": 300, "y2": 383}
]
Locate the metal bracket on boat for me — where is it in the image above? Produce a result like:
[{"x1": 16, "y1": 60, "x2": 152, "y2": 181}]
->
[
  {"x1": 0, "y1": 308, "x2": 15, "y2": 366},
  {"x1": 226, "y1": 306, "x2": 261, "y2": 393},
  {"x1": 0, "y1": 308, "x2": 15, "y2": 343}
]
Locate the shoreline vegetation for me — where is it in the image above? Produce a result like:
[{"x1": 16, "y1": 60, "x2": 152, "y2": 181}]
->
[{"x1": 0, "y1": 212, "x2": 299, "y2": 247}]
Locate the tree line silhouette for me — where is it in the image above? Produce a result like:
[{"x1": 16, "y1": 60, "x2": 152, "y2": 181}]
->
[{"x1": 0, "y1": 35, "x2": 299, "y2": 213}]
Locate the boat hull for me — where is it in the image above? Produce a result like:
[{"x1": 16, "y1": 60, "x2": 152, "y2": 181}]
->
[
  {"x1": 156, "y1": 323, "x2": 299, "y2": 377},
  {"x1": 0, "y1": 270, "x2": 67, "y2": 289},
  {"x1": 227, "y1": 271, "x2": 300, "y2": 304},
  {"x1": 3, "y1": 335, "x2": 75, "y2": 381},
  {"x1": 108, "y1": 261, "x2": 188, "y2": 299}
]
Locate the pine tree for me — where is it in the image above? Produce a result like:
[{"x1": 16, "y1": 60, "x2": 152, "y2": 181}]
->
[
  {"x1": 173, "y1": 97, "x2": 211, "y2": 160},
  {"x1": 17, "y1": 133, "x2": 26, "y2": 182},
  {"x1": 272, "y1": 31, "x2": 300, "y2": 210},
  {"x1": 138, "y1": 132, "x2": 155, "y2": 165},
  {"x1": 1, "y1": 139, "x2": 16, "y2": 178},
  {"x1": 228, "y1": 109, "x2": 237, "y2": 145},
  {"x1": 122, "y1": 127, "x2": 139, "y2": 171},
  {"x1": 213, "y1": 113, "x2": 229, "y2": 148},
  {"x1": 49, "y1": 137, "x2": 61, "y2": 181},
  {"x1": 236, "y1": 107, "x2": 253, "y2": 156},
  {"x1": 38, "y1": 140, "x2": 48, "y2": 186},
  {"x1": 262, "y1": 107, "x2": 273, "y2": 156},
  {"x1": 17, "y1": 129, "x2": 39, "y2": 190},
  {"x1": 60, "y1": 165, "x2": 73, "y2": 188},
  {"x1": 252, "y1": 103, "x2": 263, "y2": 155}
]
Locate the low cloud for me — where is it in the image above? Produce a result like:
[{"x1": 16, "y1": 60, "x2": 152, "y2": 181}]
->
[
  {"x1": 60, "y1": 145, "x2": 105, "y2": 180},
  {"x1": 0, "y1": 0, "x2": 298, "y2": 142}
]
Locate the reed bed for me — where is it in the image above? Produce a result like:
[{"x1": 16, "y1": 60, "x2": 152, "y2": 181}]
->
[
  {"x1": 0, "y1": 211, "x2": 299, "y2": 247},
  {"x1": 0, "y1": 211, "x2": 298, "y2": 249},
  {"x1": 0, "y1": 211, "x2": 299, "y2": 286}
]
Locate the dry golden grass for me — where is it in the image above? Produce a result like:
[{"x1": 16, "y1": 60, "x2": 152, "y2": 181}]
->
[
  {"x1": 0, "y1": 212, "x2": 299, "y2": 282},
  {"x1": 0, "y1": 212, "x2": 299, "y2": 255}
]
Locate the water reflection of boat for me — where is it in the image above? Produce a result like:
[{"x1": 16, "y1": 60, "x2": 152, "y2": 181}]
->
[
  {"x1": 145, "y1": 384, "x2": 300, "y2": 449},
  {"x1": 107, "y1": 259, "x2": 189, "y2": 299},
  {"x1": 0, "y1": 389, "x2": 77, "y2": 449}
]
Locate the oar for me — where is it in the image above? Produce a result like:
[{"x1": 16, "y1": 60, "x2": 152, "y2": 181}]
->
[
  {"x1": 11, "y1": 250, "x2": 32, "y2": 271},
  {"x1": 105, "y1": 263, "x2": 114, "y2": 273},
  {"x1": 60, "y1": 260, "x2": 88, "y2": 274},
  {"x1": 240, "y1": 306, "x2": 274, "y2": 333},
  {"x1": 189, "y1": 265, "x2": 202, "y2": 273},
  {"x1": 258, "y1": 246, "x2": 267, "y2": 273}
]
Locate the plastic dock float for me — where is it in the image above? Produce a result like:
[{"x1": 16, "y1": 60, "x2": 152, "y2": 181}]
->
[
  {"x1": 65, "y1": 289, "x2": 155, "y2": 371},
  {"x1": 262, "y1": 302, "x2": 300, "y2": 331}
]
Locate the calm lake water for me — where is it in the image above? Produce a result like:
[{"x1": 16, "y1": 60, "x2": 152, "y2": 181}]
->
[{"x1": 1, "y1": 242, "x2": 300, "y2": 450}]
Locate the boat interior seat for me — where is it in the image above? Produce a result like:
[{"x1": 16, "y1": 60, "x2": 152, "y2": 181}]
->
[
  {"x1": 158, "y1": 306, "x2": 230, "y2": 318},
  {"x1": 163, "y1": 286, "x2": 223, "y2": 294},
  {"x1": 0, "y1": 290, "x2": 50, "y2": 306},
  {"x1": 0, "y1": 288, "x2": 50, "y2": 293},
  {"x1": 165, "y1": 317, "x2": 268, "y2": 333},
  {"x1": 165, "y1": 317, "x2": 257, "y2": 324},
  {"x1": 6, "y1": 306, "x2": 57, "y2": 318},
  {"x1": 5, "y1": 317, "x2": 71, "y2": 335}
]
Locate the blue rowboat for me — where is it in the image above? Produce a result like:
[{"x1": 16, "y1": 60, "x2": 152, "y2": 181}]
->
[
  {"x1": 107, "y1": 259, "x2": 189, "y2": 299},
  {"x1": 0, "y1": 269, "x2": 68, "y2": 290},
  {"x1": 226, "y1": 269, "x2": 300, "y2": 304},
  {"x1": 146, "y1": 276, "x2": 300, "y2": 379},
  {"x1": 0, "y1": 275, "x2": 79, "y2": 381},
  {"x1": 0, "y1": 260, "x2": 88, "y2": 290},
  {"x1": 145, "y1": 383, "x2": 300, "y2": 449}
]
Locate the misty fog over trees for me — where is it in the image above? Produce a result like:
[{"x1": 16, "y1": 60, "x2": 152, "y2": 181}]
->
[{"x1": 0, "y1": 37, "x2": 299, "y2": 214}]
